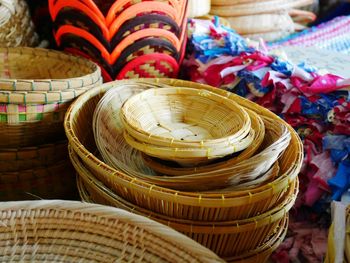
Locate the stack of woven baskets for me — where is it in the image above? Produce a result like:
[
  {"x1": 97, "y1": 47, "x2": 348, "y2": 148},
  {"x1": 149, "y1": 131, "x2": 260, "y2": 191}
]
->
[
  {"x1": 0, "y1": 47, "x2": 101, "y2": 201},
  {"x1": 210, "y1": 0, "x2": 316, "y2": 41},
  {"x1": 65, "y1": 78, "x2": 303, "y2": 262},
  {"x1": 0, "y1": 0, "x2": 39, "y2": 47},
  {"x1": 49, "y1": 0, "x2": 188, "y2": 81}
]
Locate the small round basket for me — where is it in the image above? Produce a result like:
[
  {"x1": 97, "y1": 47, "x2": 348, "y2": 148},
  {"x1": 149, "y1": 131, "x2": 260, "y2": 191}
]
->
[
  {"x1": 120, "y1": 87, "x2": 252, "y2": 165},
  {"x1": 0, "y1": 200, "x2": 224, "y2": 263}
]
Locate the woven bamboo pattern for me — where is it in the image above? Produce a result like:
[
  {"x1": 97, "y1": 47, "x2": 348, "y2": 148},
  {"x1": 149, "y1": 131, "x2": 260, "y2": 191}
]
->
[
  {"x1": 65, "y1": 78, "x2": 303, "y2": 221},
  {"x1": 210, "y1": 0, "x2": 314, "y2": 17},
  {"x1": 0, "y1": 200, "x2": 224, "y2": 262},
  {"x1": 0, "y1": 47, "x2": 101, "y2": 92},
  {"x1": 72, "y1": 147, "x2": 297, "y2": 257},
  {"x1": 120, "y1": 87, "x2": 253, "y2": 165},
  {"x1": 93, "y1": 81, "x2": 289, "y2": 191},
  {"x1": 49, "y1": 0, "x2": 188, "y2": 80},
  {"x1": 0, "y1": 0, "x2": 39, "y2": 47},
  {"x1": 0, "y1": 160, "x2": 77, "y2": 201},
  {"x1": 0, "y1": 140, "x2": 68, "y2": 172}
]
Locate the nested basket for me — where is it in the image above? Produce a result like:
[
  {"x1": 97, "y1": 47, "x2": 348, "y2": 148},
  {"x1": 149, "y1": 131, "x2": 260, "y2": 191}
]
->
[
  {"x1": 93, "y1": 81, "x2": 289, "y2": 191},
  {"x1": 71, "y1": 147, "x2": 297, "y2": 257},
  {"x1": 77, "y1": 174, "x2": 287, "y2": 263},
  {"x1": 0, "y1": 0, "x2": 39, "y2": 47},
  {"x1": 0, "y1": 140, "x2": 68, "y2": 172},
  {"x1": 0, "y1": 47, "x2": 101, "y2": 148},
  {"x1": 0, "y1": 200, "x2": 223, "y2": 263},
  {"x1": 120, "y1": 87, "x2": 253, "y2": 165},
  {"x1": 0, "y1": 160, "x2": 77, "y2": 201},
  {"x1": 65, "y1": 78, "x2": 303, "y2": 222}
]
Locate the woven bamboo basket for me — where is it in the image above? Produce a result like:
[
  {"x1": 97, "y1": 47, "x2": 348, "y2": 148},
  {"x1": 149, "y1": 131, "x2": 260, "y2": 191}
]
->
[
  {"x1": 140, "y1": 115, "x2": 280, "y2": 178},
  {"x1": 77, "y1": 174, "x2": 289, "y2": 262},
  {"x1": 120, "y1": 87, "x2": 252, "y2": 165},
  {"x1": 0, "y1": 200, "x2": 224, "y2": 263},
  {"x1": 93, "y1": 81, "x2": 288, "y2": 190},
  {"x1": 210, "y1": 0, "x2": 314, "y2": 17},
  {"x1": 0, "y1": 0, "x2": 39, "y2": 47},
  {"x1": 0, "y1": 47, "x2": 101, "y2": 91},
  {"x1": 72, "y1": 149, "x2": 297, "y2": 257},
  {"x1": 65, "y1": 79, "x2": 303, "y2": 222},
  {"x1": 0, "y1": 140, "x2": 68, "y2": 172},
  {"x1": 225, "y1": 13, "x2": 295, "y2": 35},
  {"x1": 0, "y1": 77, "x2": 101, "y2": 148},
  {"x1": 0, "y1": 160, "x2": 77, "y2": 201}
]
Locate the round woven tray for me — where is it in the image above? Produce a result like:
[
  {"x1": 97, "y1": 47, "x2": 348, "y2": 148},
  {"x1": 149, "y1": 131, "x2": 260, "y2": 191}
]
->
[
  {"x1": 0, "y1": 200, "x2": 224, "y2": 262},
  {"x1": 93, "y1": 81, "x2": 288, "y2": 190},
  {"x1": 210, "y1": 0, "x2": 314, "y2": 17},
  {"x1": 226, "y1": 13, "x2": 295, "y2": 35},
  {"x1": 0, "y1": 0, "x2": 39, "y2": 47},
  {"x1": 0, "y1": 47, "x2": 101, "y2": 92},
  {"x1": 65, "y1": 79, "x2": 303, "y2": 222},
  {"x1": 188, "y1": 0, "x2": 210, "y2": 17},
  {"x1": 73, "y1": 151, "x2": 297, "y2": 257},
  {"x1": 0, "y1": 160, "x2": 76, "y2": 201},
  {"x1": 0, "y1": 140, "x2": 68, "y2": 172}
]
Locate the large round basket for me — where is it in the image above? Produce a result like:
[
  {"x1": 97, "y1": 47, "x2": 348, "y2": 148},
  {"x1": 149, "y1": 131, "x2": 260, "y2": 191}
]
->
[
  {"x1": 65, "y1": 78, "x2": 303, "y2": 222},
  {"x1": 0, "y1": 200, "x2": 223, "y2": 262}
]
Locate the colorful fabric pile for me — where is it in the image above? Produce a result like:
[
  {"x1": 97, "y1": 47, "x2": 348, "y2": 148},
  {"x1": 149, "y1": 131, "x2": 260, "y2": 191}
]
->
[
  {"x1": 268, "y1": 15, "x2": 350, "y2": 54},
  {"x1": 184, "y1": 17, "x2": 350, "y2": 261}
]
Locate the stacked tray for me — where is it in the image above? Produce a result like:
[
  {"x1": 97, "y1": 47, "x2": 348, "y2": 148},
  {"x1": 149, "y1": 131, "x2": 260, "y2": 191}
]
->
[
  {"x1": 65, "y1": 78, "x2": 303, "y2": 261},
  {"x1": 0, "y1": 47, "x2": 102, "y2": 200},
  {"x1": 210, "y1": 0, "x2": 316, "y2": 41},
  {"x1": 49, "y1": 0, "x2": 189, "y2": 81}
]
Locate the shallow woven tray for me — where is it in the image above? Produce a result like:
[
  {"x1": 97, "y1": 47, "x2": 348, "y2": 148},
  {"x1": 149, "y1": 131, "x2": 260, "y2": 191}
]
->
[
  {"x1": 0, "y1": 160, "x2": 77, "y2": 201},
  {"x1": 0, "y1": 47, "x2": 101, "y2": 91},
  {"x1": 93, "y1": 82, "x2": 288, "y2": 190},
  {"x1": 73, "y1": 152, "x2": 297, "y2": 257},
  {"x1": 65, "y1": 79, "x2": 303, "y2": 222},
  {"x1": 0, "y1": 140, "x2": 68, "y2": 172},
  {"x1": 0, "y1": 200, "x2": 223, "y2": 262},
  {"x1": 210, "y1": 0, "x2": 313, "y2": 17},
  {"x1": 120, "y1": 87, "x2": 252, "y2": 164}
]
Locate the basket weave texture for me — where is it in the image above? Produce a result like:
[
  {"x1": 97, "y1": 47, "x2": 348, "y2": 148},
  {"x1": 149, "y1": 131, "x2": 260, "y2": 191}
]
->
[
  {"x1": 0, "y1": 200, "x2": 224, "y2": 262},
  {"x1": 65, "y1": 78, "x2": 303, "y2": 259}
]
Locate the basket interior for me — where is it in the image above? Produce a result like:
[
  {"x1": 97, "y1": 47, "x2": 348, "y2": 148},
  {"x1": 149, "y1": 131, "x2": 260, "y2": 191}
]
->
[
  {"x1": 122, "y1": 88, "x2": 246, "y2": 141},
  {"x1": 0, "y1": 49, "x2": 97, "y2": 80}
]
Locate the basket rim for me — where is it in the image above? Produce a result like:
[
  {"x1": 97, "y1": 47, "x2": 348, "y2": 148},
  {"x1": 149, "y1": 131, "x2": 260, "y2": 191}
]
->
[
  {"x1": 0, "y1": 199, "x2": 224, "y2": 263},
  {"x1": 0, "y1": 47, "x2": 101, "y2": 91},
  {"x1": 64, "y1": 78, "x2": 303, "y2": 207}
]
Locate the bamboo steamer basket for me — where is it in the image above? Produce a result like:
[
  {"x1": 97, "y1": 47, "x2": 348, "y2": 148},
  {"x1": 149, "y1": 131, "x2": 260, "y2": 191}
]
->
[
  {"x1": 225, "y1": 13, "x2": 294, "y2": 35},
  {"x1": 0, "y1": 140, "x2": 68, "y2": 172},
  {"x1": 73, "y1": 147, "x2": 297, "y2": 257},
  {"x1": 0, "y1": 200, "x2": 223, "y2": 263},
  {"x1": 64, "y1": 78, "x2": 303, "y2": 222},
  {"x1": 0, "y1": 0, "x2": 39, "y2": 47},
  {"x1": 210, "y1": 0, "x2": 314, "y2": 17},
  {"x1": 0, "y1": 160, "x2": 77, "y2": 201},
  {"x1": 0, "y1": 47, "x2": 101, "y2": 91},
  {"x1": 93, "y1": 81, "x2": 289, "y2": 191},
  {"x1": 120, "y1": 87, "x2": 253, "y2": 165},
  {"x1": 188, "y1": 0, "x2": 211, "y2": 17}
]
